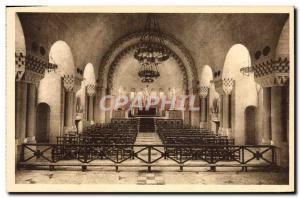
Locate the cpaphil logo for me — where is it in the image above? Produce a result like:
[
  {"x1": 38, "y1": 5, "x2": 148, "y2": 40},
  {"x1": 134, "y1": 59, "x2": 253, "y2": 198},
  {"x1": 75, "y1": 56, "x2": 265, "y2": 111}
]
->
[{"x1": 98, "y1": 95, "x2": 200, "y2": 111}]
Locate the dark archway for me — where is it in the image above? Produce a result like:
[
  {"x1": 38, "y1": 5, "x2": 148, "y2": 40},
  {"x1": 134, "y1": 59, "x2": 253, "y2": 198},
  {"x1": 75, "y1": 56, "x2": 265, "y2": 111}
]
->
[
  {"x1": 245, "y1": 106, "x2": 257, "y2": 145},
  {"x1": 36, "y1": 103, "x2": 50, "y2": 143}
]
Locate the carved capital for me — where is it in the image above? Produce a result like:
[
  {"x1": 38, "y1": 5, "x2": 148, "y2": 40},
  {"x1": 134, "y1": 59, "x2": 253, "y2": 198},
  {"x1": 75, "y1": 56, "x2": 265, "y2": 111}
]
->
[
  {"x1": 199, "y1": 86, "x2": 209, "y2": 98},
  {"x1": 23, "y1": 70, "x2": 43, "y2": 85},
  {"x1": 63, "y1": 75, "x2": 75, "y2": 92},
  {"x1": 222, "y1": 78, "x2": 234, "y2": 95},
  {"x1": 86, "y1": 84, "x2": 96, "y2": 97}
]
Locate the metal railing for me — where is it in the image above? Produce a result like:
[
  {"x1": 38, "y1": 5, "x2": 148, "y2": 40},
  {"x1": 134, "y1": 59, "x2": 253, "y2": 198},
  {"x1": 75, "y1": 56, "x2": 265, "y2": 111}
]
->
[{"x1": 19, "y1": 143, "x2": 277, "y2": 172}]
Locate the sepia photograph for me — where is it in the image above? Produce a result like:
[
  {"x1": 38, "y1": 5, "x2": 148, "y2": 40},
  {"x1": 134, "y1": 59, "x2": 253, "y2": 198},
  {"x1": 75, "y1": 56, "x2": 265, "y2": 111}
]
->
[{"x1": 6, "y1": 6, "x2": 294, "y2": 192}]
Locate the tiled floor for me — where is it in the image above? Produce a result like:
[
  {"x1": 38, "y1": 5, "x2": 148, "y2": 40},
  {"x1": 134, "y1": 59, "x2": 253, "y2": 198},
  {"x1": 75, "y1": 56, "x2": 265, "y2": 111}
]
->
[{"x1": 137, "y1": 172, "x2": 165, "y2": 185}]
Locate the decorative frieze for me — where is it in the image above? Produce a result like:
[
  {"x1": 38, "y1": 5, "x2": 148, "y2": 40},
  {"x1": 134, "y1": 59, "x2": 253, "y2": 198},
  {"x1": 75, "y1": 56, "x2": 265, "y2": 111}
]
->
[
  {"x1": 15, "y1": 52, "x2": 57, "y2": 84},
  {"x1": 15, "y1": 52, "x2": 25, "y2": 81},
  {"x1": 253, "y1": 57, "x2": 289, "y2": 87}
]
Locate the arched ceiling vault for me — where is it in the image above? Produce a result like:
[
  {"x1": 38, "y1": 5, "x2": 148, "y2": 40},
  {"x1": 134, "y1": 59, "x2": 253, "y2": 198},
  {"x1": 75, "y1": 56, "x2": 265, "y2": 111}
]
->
[{"x1": 18, "y1": 13, "x2": 289, "y2": 82}]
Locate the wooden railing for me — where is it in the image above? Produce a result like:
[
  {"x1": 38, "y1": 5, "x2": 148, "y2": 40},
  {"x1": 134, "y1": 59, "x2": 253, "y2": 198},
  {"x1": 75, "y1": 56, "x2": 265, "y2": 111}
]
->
[{"x1": 19, "y1": 143, "x2": 277, "y2": 172}]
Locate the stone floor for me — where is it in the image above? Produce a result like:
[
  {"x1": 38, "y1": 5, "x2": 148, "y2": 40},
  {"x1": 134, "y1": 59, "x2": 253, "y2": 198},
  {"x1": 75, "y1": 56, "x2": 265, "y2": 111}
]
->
[{"x1": 16, "y1": 167, "x2": 289, "y2": 185}]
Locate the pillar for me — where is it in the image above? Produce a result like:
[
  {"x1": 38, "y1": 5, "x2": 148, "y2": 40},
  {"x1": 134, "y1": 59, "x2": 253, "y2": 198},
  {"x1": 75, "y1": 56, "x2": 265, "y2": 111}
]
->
[
  {"x1": 94, "y1": 87, "x2": 101, "y2": 123},
  {"x1": 200, "y1": 97, "x2": 208, "y2": 128},
  {"x1": 15, "y1": 81, "x2": 27, "y2": 143},
  {"x1": 262, "y1": 87, "x2": 272, "y2": 144},
  {"x1": 65, "y1": 91, "x2": 74, "y2": 128},
  {"x1": 219, "y1": 94, "x2": 223, "y2": 134},
  {"x1": 271, "y1": 86, "x2": 288, "y2": 167},
  {"x1": 190, "y1": 93, "x2": 200, "y2": 127},
  {"x1": 271, "y1": 87, "x2": 283, "y2": 144},
  {"x1": 252, "y1": 56, "x2": 289, "y2": 168},
  {"x1": 88, "y1": 95, "x2": 94, "y2": 122},
  {"x1": 25, "y1": 83, "x2": 36, "y2": 142},
  {"x1": 222, "y1": 94, "x2": 232, "y2": 137},
  {"x1": 222, "y1": 78, "x2": 234, "y2": 138},
  {"x1": 199, "y1": 86, "x2": 209, "y2": 129}
]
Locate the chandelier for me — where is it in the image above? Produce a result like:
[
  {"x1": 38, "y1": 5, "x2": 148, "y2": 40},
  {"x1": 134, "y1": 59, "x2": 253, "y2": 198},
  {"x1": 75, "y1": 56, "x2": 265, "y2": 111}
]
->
[
  {"x1": 134, "y1": 14, "x2": 170, "y2": 83},
  {"x1": 138, "y1": 63, "x2": 160, "y2": 83},
  {"x1": 240, "y1": 56, "x2": 253, "y2": 76}
]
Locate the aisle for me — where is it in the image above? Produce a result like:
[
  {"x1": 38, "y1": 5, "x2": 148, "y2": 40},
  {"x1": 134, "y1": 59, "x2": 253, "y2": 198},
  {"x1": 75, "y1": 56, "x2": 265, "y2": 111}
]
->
[{"x1": 134, "y1": 132, "x2": 162, "y2": 145}]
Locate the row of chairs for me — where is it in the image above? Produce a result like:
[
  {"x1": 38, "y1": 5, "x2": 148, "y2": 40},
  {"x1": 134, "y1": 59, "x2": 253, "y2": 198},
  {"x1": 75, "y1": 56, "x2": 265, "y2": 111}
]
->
[
  {"x1": 156, "y1": 120, "x2": 234, "y2": 146},
  {"x1": 57, "y1": 120, "x2": 139, "y2": 145}
]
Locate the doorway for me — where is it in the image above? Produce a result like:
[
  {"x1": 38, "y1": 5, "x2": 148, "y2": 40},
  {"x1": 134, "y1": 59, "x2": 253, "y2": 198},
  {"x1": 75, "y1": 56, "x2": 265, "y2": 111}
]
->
[
  {"x1": 36, "y1": 103, "x2": 50, "y2": 143},
  {"x1": 245, "y1": 106, "x2": 257, "y2": 145}
]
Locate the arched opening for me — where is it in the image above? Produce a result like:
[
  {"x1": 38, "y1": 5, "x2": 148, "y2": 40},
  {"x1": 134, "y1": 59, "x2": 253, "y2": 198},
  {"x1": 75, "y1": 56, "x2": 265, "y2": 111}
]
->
[
  {"x1": 222, "y1": 44, "x2": 257, "y2": 144},
  {"x1": 37, "y1": 40, "x2": 75, "y2": 142},
  {"x1": 199, "y1": 65, "x2": 214, "y2": 129},
  {"x1": 83, "y1": 63, "x2": 96, "y2": 123},
  {"x1": 15, "y1": 14, "x2": 27, "y2": 140},
  {"x1": 109, "y1": 49, "x2": 186, "y2": 119},
  {"x1": 36, "y1": 103, "x2": 50, "y2": 143},
  {"x1": 98, "y1": 32, "x2": 197, "y2": 92},
  {"x1": 245, "y1": 106, "x2": 257, "y2": 145}
]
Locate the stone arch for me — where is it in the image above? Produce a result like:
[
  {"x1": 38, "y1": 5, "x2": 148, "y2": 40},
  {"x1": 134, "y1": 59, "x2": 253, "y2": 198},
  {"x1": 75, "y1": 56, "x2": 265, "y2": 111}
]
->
[
  {"x1": 222, "y1": 44, "x2": 258, "y2": 144},
  {"x1": 97, "y1": 32, "x2": 198, "y2": 93},
  {"x1": 15, "y1": 14, "x2": 26, "y2": 81},
  {"x1": 276, "y1": 18, "x2": 289, "y2": 59},
  {"x1": 222, "y1": 44, "x2": 251, "y2": 80},
  {"x1": 83, "y1": 63, "x2": 96, "y2": 85},
  {"x1": 15, "y1": 14, "x2": 26, "y2": 55},
  {"x1": 49, "y1": 40, "x2": 75, "y2": 76},
  {"x1": 107, "y1": 44, "x2": 188, "y2": 92},
  {"x1": 200, "y1": 65, "x2": 214, "y2": 87}
]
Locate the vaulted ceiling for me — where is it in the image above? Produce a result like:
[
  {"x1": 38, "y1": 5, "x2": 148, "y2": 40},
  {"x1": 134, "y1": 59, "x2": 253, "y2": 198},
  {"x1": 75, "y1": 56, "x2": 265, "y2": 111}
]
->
[{"x1": 18, "y1": 13, "x2": 288, "y2": 80}]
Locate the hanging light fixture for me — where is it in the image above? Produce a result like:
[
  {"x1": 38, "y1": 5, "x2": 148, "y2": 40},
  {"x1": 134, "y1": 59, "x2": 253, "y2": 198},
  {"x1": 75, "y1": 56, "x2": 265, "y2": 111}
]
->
[
  {"x1": 138, "y1": 63, "x2": 160, "y2": 83},
  {"x1": 240, "y1": 55, "x2": 253, "y2": 76},
  {"x1": 135, "y1": 14, "x2": 170, "y2": 83}
]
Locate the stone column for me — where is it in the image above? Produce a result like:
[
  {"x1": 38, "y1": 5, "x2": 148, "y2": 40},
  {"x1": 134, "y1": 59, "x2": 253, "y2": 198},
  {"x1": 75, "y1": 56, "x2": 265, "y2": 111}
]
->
[
  {"x1": 219, "y1": 94, "x2": 223, "y2": 134},
  {"x1": 222, "y1": 78, "x2": 234, "y2": 138},
  {"x1": 98, "y1": 87, "x2": 106, "y2": 123},
  {"x1": 271, "y1": 86, "x2": 288, "y2": 167},
  {"x1": 199, "y1": 86, "x2": 209, "y2": 129},
  {"x1": 63, "y1": 75, "x2": 75, "y2": 132},
  {"x1": 222, "y1": 94, "x2": 231, "y2": 135},
  {"x1": 262, "y1": 87, "x2": 272, "y2": 144},
  {"x1": 86, "y1": 84, "x2": 96, "y2": 124},
  {"x1": 190, "y1": 90, "x2": 200, "y2": 127},
  {"x1": 93, "y1": 86, "x2": 101, "y2": 123},
  {"x1": 271, "y1": 87, "x2": 283, "y2": 145},
  {"x1": 213, "y1": 79, "x2": 225, "y2": 135},
  {"x1": 25, "y1": 83, "x2": 37, "y2": 142},
  {"x1": 65, "y1": 91, "x2": 74, "y2": 128},
  {"x1": 15, "y1": 81, "x2": 27, "y2": 142},
  {"x1": 88, "y1": 95, "x2": 94, "y2": 122},
  {"x1": 252, "y1": 56, "x2": 289, "y2": 168}
]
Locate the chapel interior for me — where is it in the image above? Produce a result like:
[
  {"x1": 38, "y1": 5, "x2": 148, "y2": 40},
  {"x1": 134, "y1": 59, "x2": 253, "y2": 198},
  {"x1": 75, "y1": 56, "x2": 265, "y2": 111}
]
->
[{"x1": 15, "y1": 12, "x2": 290, "y2": 175}]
